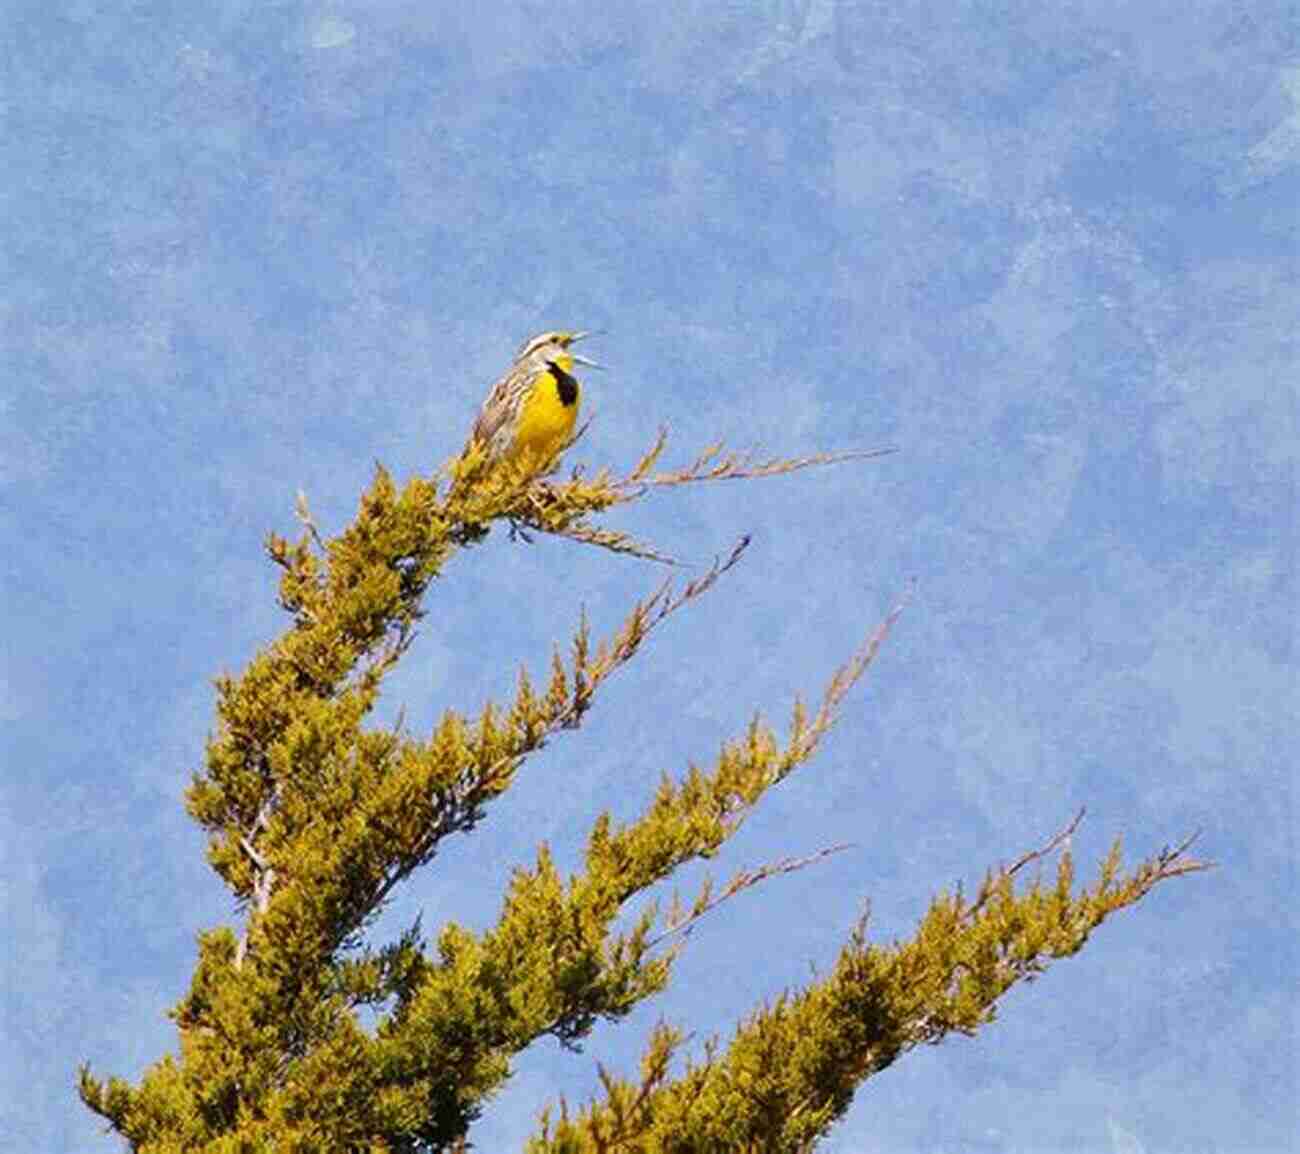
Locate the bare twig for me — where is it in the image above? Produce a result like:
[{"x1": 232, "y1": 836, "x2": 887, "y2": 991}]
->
[
  {"x1": 791, "y1": 583, "x2": 912, "y2": 761},
  {"x1": 1145, "y1": 828, "x2": 1212, "y2": 879},
  {"x1": 619, "y1": 444, "x2": 898, "y2": 492},
  {"x1": 294, "y1": 488, "x2": 326, "y2": 552},
  {"x1": 646, "y1": 844, "x2": 853, "y2": 951},
  {"x1": 545, "y1": 520, "x2": 680, "y2": 565},
  {"x1": 1008, "y1": 806, "x2": 1085, "y2": 880},
  {"x1": 234, "y1": 794, "x2": 279, "y2": 968}
]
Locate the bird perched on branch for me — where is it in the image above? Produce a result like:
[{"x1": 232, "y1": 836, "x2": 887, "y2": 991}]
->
[{"x1": 468, "y1": 330, "x2": 598, "y2": 472}]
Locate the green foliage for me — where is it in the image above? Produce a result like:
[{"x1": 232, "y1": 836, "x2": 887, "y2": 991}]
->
[
  {"x1": 79, "y1": 438, "x2": 1206, "y2": 1153},
  {"x1": 529, "y1": 821, "x2": 1202, "y2": 1153}
]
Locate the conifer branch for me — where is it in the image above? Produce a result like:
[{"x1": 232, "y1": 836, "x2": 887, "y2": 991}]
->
[
  {"x1": 355, "y1": 537, "x2": 753, "y2": 925},
  {"x1": 460, "y1": 429, "x2": 894, "y2": 562},
  {"x1": 360, "y1": 598, "x2": 900, "y2": 1136},
  {"x1": 77, "y1": 410, "x2": 1210, "y2": 1154},
  {"x1": 617, "y1": 441, "x2": 897, "y2": 491},
  {"x1": 527, "y1": 817, "x2": 1210, "y2": 1153},
  {"x1": 964, "y1": 805, "x2": 1087, "y2": 920},
  {"x1": 964, "y1": 810, "x2": 1210, "y2": 923}
]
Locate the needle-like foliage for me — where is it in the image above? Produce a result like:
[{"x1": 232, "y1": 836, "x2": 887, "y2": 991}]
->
[{"x1": 78, "y1": 435, "x2": 1207, "y2": 1153}]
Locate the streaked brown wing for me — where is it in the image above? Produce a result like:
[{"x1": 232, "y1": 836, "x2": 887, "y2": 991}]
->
[{"x1": 470, "y1": 361, "x2": 529, "y2": 451}]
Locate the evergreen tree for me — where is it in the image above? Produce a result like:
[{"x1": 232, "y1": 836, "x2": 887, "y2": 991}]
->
[{"x1": 80, "y1": 435, "x2": 1206, "y2": 1152}]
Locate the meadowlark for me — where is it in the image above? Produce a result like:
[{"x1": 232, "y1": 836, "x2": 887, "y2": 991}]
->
[{"x1": 468, "y1": 330, "x2": 596, "y2": 472}]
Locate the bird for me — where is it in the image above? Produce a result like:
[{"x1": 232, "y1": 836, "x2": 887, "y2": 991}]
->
[{"x1": 468, "y1": 330, "x2": 597, "y2": 472}]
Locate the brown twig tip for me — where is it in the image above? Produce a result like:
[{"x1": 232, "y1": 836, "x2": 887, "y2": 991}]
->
[
  {"x1": 1153, "y1": 827, "x2": 1215, "y2": 876},
  {"x1": 1008, "y1": 806, "x2": 1086, "y2": 876},
  {"x1": 715, "y1": 534, "x2": 752, "y2": 575},
  {"x1": 647, "y1": 842, "x2": 854, "y2": 950},
  {"x1": 293, "y1": 488, "x2": 326, "y2": 551},
  {"x1": 964, "y1": 809, "x2": 1212, "y2": 924}
]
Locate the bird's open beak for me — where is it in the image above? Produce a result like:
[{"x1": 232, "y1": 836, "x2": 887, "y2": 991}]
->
[{"x1": 566, "y1": 331, "x2": 602, "y2": 367}]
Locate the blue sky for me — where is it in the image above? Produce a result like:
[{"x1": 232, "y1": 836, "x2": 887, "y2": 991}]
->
[{"x1": 2, "y1": 3, "x2": 1296, "y2": 1151}]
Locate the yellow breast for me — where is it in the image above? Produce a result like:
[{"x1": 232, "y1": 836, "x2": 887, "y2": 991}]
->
[{"x1": 509, "y1": 362, "x2": 580, "y2": 466}]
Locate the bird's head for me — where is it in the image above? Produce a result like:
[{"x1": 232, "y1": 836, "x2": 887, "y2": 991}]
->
[{"x1": 515, "y1": 330, "x2": 600, "y2": 373}]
